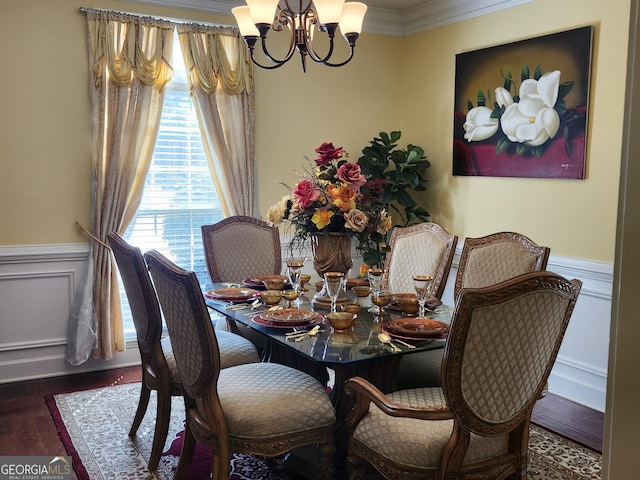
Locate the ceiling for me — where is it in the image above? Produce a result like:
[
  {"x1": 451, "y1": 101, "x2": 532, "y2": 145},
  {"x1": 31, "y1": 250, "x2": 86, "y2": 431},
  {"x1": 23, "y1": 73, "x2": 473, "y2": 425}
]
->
[{"x1": 125, "y1": 0, "x2": 533, "y2": 36}]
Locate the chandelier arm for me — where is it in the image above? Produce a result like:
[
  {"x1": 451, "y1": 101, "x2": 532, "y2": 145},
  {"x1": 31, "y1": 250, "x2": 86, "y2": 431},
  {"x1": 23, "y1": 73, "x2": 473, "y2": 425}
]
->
[
  {"x1": 321, "y1": 45, "x2": 355, "y2": 67},
  {"x1": 259, "y1": 33, "x2": 297, "y2": 66},
  {"x1": 305, "y1": 27, "x2": 337, "y2": 64}
]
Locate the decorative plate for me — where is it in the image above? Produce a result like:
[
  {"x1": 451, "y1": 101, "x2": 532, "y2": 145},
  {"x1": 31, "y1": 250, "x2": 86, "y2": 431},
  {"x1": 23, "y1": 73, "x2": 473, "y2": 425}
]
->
[
  {"x1": 243, "y1": 275, "x2": 289, "y2": 289},
  {"x1": 387, "y1": 317, "x2": 449, "y2": 338},
  {"x1": 252, "y1": 313, "x2": 323, "y2": 329},
  {"x1": 260, "y1": 308, "x2": 321, "y2": 324},
  {"x1": 381, "y1": 324, "x2": 446, "y2": 342},
  {"x1": 204, "y1": 287, "x2": 258, "y2": 302}
]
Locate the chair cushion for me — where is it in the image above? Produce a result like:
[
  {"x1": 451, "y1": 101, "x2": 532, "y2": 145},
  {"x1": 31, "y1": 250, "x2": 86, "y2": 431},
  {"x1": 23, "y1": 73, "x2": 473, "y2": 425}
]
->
[
  {"x1": 217, "y1": 363, "x2": 335, "y2": 439},
  {"x1": 352, "y1": 387, "x2": 508, "y2": 469},
  {"x1": 215, "y1": 330, "x2": 260, "y2": 369}
]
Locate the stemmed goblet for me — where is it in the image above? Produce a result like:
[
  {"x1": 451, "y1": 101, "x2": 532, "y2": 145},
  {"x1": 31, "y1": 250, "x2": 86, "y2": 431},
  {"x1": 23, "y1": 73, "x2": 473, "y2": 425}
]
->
[
  {"x1": 286, "y1": 257, "x2": 306, "y2": 306},
  {"x1": 371, "y1": 289, "x2": 392, "y2": 316},
  {"x1": 367, "y1": 268, "x2": 384, "y2": 314},
  {"x1": 413, "y1": 275, "x2": 433, "y2": 317},
  {"x1": 324, "y1": 272, "x2": 344, "y2": 313}
]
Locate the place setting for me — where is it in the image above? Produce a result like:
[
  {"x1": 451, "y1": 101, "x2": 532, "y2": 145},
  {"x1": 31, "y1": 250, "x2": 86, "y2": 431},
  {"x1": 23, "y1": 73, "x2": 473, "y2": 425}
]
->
[
  {"x1": 204, "y1": 286, "x2": 260, "y2": 311},
  {"x1": 251, "y1": 307, "x2": 324, "y2": 329}
]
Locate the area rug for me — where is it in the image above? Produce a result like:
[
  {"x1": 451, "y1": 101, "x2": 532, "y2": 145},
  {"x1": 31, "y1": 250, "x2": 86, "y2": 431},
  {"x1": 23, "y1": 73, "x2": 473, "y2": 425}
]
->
[{"x1": 46, "y1": 382, "x2": 602, "y2": 480}]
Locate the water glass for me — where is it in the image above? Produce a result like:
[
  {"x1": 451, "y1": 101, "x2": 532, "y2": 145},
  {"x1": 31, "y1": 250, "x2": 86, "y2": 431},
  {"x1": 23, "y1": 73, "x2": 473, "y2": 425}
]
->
[
  {"x1": 324, "y1": 272, "x2": 344, "y2": 313},
  {"x1": 413, "y1": 275, "x2": 433, "y2": 317},
  {"x1": 286, "y1": 257, "x2": 306, "y2": 303}
]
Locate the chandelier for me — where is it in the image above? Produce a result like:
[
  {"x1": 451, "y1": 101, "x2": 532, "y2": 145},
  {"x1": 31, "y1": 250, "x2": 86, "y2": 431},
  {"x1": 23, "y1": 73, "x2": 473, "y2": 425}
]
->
[{"x1": 232, "y1": 0, "x2": 368, "y2": 72}]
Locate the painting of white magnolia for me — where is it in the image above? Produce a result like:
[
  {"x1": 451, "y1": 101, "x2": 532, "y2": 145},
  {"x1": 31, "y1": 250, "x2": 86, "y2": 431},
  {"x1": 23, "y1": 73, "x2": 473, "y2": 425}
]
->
[{"x1": 453, "y1": 26, "x2": 593, "y2": 179}]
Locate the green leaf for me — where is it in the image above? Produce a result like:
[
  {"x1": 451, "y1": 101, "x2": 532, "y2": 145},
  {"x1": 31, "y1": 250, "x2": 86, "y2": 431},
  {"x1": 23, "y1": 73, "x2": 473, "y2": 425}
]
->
[
  {"x1": 564, "y1": 126, "x2": 573, "y2": 156},
  {"x1": 521, "y1": 64, "x2": 530, "y2": 81},
  {"x1": 534, "y1": 65, "x2": 543, "y2": 80},
  {"x1": 558, "y1": 81, "x2": 574, "y2": 99},
  {"x1": 467, "y1": 99, "x2": 474, "y2": 111},
  {"x1": 516, "y1": 144, "x2": 528, "y2": 156},
  {"x1": 496, "y1": 137, "x2": 510, "y2": 155},
  {"x1": 477, "y1": 89, "x2": 486, "y2": 107},
  {"x1": 363, "y1": 250, "x2": 384, "y2": 269},
  {"x1": 390, "y1": 131, "x2": 402, "y2": 143}
]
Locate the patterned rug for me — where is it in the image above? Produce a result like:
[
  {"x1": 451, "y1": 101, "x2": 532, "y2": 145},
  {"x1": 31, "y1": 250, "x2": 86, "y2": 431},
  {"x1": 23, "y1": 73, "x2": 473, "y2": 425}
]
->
[{"x1": 47, "y1": 382, "x2": 602, "y2": 480}]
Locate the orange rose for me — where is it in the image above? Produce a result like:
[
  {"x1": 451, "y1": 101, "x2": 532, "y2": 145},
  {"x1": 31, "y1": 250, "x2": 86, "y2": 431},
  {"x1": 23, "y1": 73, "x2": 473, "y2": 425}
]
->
[{"x1": 327, "y1": 184, "x2": 356, "y2": 212}]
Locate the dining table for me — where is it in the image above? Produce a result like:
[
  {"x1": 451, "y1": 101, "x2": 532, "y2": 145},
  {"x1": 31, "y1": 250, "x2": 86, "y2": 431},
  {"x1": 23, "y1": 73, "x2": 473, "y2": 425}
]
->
[{"x1": 204, "y1": 282, "x2": 453, "y2": 431}]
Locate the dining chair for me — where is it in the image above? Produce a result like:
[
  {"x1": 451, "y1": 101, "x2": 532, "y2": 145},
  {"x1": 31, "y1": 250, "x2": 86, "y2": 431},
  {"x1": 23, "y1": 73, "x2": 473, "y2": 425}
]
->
[
  {"x1": 144, "y1": 249, "x2": 336, "y2": 480},
  {"x1": 453, "y1": 231, "x2": 550, "y2": 299},
  {"x1": 106, "y1": 233, "x2": 260, "y2": 470},
  {"x1": 396, "y1": 231, "x2": 550, "y2": 390},
  {"x1": 345, "y1": 271, "x2": 582, "y2": 480},
  {"x1": 383, "y1": 222, "x2": 458, "y2": 298},
  {"x1": 201, "y1": 215, "x2": 282, "y2": 284},
  {"x1": 202, "y1": 216, "x2": 282, "y2": 348}
]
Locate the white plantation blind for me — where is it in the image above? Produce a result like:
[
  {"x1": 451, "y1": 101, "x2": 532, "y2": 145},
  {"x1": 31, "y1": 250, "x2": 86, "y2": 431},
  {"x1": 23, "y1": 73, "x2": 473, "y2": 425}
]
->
[{"x1": 119, "y1": 86, "x2": 223, "y2": 337}]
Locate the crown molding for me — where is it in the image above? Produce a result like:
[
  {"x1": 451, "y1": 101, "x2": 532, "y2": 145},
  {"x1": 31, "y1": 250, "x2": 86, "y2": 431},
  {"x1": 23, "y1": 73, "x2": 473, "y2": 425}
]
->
[{"x1": 123, "y1": 0, "x2": 534, "y2": 36}]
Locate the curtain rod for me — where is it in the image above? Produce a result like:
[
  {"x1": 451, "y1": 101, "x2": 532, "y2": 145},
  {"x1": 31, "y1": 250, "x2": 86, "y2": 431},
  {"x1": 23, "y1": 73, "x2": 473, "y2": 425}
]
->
[{"x1": 78, "y1": 6, "x2": 232, "y2": 29}]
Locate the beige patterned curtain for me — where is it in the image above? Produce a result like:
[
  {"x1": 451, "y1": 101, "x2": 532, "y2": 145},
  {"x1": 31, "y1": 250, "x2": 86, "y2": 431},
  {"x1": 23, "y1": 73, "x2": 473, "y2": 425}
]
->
[
  {"x1": 66, "y1": 9, "x2": 174, "y2": 365},
  {"x1": 177, "y1": 24, "x2": 256, "y2": 216}
]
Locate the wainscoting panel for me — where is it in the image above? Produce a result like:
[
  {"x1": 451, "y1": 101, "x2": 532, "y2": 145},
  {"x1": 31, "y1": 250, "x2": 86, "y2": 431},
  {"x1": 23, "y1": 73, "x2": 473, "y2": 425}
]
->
[{"x1": 0, "y1": 242, "x2": 612, "y2": 411}]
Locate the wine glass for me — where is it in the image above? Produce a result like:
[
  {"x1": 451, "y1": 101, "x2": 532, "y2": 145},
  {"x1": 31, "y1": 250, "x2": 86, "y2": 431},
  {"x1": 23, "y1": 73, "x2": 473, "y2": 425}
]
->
[
  {"x1": 367, "y1": 268, "x2": 384, "y2": 313},
  {"x1": 413, "y1": 275, "x2": 433, "y2": 317},
  {"x1": 286, "y1": 257, "x2": 306, "y2": 305},
  {"x1": 324, "y1": 272, "x2": 344, "y2": 313}
]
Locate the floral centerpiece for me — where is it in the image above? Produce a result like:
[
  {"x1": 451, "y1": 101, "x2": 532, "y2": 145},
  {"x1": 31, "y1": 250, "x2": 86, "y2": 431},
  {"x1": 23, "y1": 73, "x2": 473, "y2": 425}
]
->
[{"x1": 266, "y1": 131, "x2": 431, "y2": 268}]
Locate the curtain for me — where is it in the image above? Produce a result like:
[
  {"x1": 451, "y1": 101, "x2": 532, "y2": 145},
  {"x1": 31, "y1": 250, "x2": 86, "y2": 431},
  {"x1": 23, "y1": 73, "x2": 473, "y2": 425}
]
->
[
  {"x1": 177, "y1": 24, "x2": 256, "y2": 216},
  {"x1": 66, "y1": 9, "x2": 175, "y2": 365}
]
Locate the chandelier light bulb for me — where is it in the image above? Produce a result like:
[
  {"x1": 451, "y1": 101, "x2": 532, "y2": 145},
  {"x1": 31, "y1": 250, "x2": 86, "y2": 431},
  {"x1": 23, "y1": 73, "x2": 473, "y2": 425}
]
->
[
  {"x1": 231, "y1": 6, "x2": 260, "y2": 37},
  {"x1": 245, "y1": 0, "x2": 280, "y2": 26},
  {"x1": 339, "y1": 2, "x2": 367, "y2": 35},
  {"x1": 313, "y1": 0, "x2": 346, "y2": 25}
]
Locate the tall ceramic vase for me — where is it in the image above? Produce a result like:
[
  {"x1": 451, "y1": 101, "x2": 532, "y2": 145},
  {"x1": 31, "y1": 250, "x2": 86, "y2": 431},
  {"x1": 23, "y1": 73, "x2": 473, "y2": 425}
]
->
[{"x1": 311, "y1": 233, "x2": 354, "y2": 309}]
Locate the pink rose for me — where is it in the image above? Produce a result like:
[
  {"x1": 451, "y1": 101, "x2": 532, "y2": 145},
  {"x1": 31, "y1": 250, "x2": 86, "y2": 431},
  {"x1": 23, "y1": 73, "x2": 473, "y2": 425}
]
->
[
  {"x1": 314, "y1": 142, "x2": 345, "y2": 166},
  {"x1": 292, "y1": 179, "x2": 321, "y2": 208},
  {"x1": 337, "y1": 162, "x2": 367, "y2": 190}
]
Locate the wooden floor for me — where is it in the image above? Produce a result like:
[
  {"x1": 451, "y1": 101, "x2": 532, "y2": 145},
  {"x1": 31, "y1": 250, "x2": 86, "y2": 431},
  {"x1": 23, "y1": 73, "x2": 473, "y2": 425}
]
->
[{"x1": 0, "y1": 366, "x2": 604, "y2": 464}]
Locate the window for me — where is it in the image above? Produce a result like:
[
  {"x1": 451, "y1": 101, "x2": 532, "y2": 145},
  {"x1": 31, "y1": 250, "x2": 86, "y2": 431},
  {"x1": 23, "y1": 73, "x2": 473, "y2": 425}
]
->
[{"x1": 119, "y1": 40, "x2": 222, "y2": 338}]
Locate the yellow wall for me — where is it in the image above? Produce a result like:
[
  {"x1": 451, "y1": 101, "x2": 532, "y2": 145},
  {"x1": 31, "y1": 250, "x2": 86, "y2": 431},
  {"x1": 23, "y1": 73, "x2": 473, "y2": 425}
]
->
[
  {"x1": 0, "y1": 0, "x2": 630, "y2": 264},
  {"x1": 400, "y1": 0, "x2": 630, "y2": 261}
]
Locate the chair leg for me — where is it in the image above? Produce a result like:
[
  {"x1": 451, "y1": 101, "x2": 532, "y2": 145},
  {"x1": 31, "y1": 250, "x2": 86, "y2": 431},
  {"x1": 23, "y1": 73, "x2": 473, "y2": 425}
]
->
[
  {"x1": 174, "y1": 422, "x2": 196, "y2": 480},
  {"x1": 147, "y1": 390, "x2": 172, "y2": 471},
  {"x1": 347, "y1": 454, "x2": 369, "y2": 480},
  {"x1": 129, "y1": 381, "x2": 151, "y2": 437},
  {"x1": 318, "y1": 442, "x2": 336, "y2": 480}
]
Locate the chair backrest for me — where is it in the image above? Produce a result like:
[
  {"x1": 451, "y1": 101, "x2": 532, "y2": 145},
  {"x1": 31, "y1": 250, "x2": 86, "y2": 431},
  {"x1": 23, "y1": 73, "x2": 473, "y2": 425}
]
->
[
  {"x1": 454, "y1": 231, "x2": 550, "y2": 298},
  {"x1": 107, "y1": 232, "x2": 163, "y2": 359},
  {"x1": 442, "y1": 271, "x2": 581, "y2": 437},
  {"x1": 144, "y1": 249, "x2": 220, "y2": 402},
  {"x1": 383, "y1": 222, "x2": 458, "y2": 298},
  {"x1": 201, "y1": 216, "x2": 282, "y2": 284}
]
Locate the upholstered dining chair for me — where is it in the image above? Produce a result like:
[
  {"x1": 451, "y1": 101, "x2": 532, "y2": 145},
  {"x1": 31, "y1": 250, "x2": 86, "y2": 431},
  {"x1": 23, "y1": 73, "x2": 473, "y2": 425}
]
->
[
  {"x1": 201, "y1": 215, "x2": 282, "y2": 284},
  {"x1": 396, "y1": 231, "x2": 550, "y2": 390},
  {"x1": 453, "y1": 231, "x2": 550, "y2": 299},
  {"x1": 144, "y1": 249, "x2": 336, "y2": 480},
  {"x1": 106, "y1": 233, "x2": 260, "y2": 470},
  {"x1": 201, "y1": 216, "x2": 282, "y2": 348},
  {"x1": 345, "y1": 271, "x2": 582, "y2": 480},
  {"x1": 383, "y1": 222, "x2": 458, "y2": 298}
]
